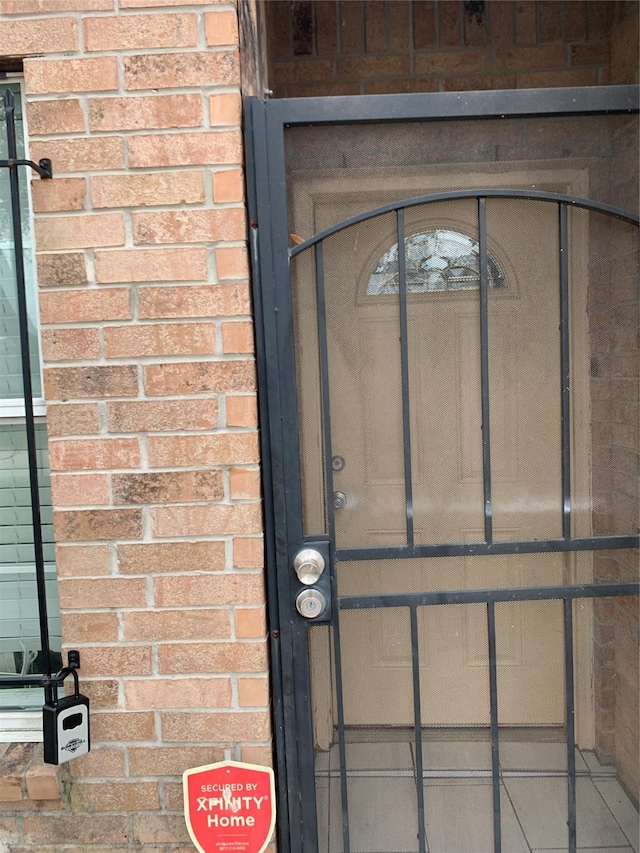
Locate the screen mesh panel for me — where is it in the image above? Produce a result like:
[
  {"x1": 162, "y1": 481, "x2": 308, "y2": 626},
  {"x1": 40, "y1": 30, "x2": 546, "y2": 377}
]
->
[{"x1": 288, "y1": 109, "x2": 639, "y2": 851}]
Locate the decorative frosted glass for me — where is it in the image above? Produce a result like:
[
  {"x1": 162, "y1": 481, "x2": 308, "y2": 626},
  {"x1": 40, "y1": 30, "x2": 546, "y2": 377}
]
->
[{"x1": 367, "y1": 229, "x2": 505, "y2": 295}]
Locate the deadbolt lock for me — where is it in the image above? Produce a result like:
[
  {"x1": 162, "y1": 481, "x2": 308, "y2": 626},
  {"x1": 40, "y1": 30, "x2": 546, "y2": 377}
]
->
[
  {"x1": 295, "y1": 588, "x2": 328, "y2": 619},
  {"x1": 293, "y1": 548, "x2": 325, "y2": 585}
]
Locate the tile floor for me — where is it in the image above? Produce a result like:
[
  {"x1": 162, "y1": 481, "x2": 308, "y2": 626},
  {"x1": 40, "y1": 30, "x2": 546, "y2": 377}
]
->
[{"x1": 315, "y1": 736, "x2": 639, "y2": 853}]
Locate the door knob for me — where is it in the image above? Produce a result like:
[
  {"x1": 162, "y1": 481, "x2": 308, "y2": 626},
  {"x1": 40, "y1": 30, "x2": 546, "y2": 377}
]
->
[{"x1": 293, "y1": 548, "x2": 325, "y2": 585}]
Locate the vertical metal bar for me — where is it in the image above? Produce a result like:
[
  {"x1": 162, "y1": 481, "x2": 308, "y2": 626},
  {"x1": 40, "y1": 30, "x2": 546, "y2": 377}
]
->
[
  {"x1": 478, "y1": 197, "x2": 493, "y2": 544},
  {"x1": 487, "y1": 602, "x2": 502, "y2": 853},
  {"x1": 559, "y1": 203, "x2": 571, "y2": 539},
  {"x1": 316, "y1": 241, "x2": 350, "y2": 853},
  {"x1": 397, "y1": 209, "x2": 414, "y2": 548},
  {"x1": 410, "y1": 606, "x2": 427, "y2": 853},
  {"x1": 3, "y1": 88, "x2": 53, "y2": 696},
  {"x1": 564, "y1": 598, "x2": 577, "y2": 853}
]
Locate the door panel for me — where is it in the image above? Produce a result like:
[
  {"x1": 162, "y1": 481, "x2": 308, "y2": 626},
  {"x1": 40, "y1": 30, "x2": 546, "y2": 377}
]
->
[{"x1": 297, "y1": 187, "x2": 580, "y2": 725}]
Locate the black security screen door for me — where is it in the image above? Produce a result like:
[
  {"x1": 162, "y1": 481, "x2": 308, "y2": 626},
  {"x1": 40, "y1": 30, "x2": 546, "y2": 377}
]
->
[{"x1": 246, "y1": 88, "x2": 640, "y2": 853}]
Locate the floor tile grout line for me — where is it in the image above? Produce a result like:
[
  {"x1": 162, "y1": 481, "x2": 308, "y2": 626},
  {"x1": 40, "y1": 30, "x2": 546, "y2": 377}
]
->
[{"x1": 590, "y1": 776, "x2": 640, "y2": 853}]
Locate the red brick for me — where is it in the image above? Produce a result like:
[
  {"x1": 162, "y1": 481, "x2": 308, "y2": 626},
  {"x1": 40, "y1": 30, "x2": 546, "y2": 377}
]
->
[
  {"x1": 1, "y1": 0, "x2": 112, "y2": 10},
  {"x1": 124, "y1": 50, "x2": 239, "y2": 89},
  {"x1": 24, "y1": 762, "x2": 61, "y2": 800},
  {"x1": 241, "y1": 745, "x2": 272, "y2": 767},
  {"x1": 123, "y1": 609, "x2": 231, "y2": 641},
  {"x1": 113, "y1": 470, "x2": 223, "y2": 504},
  {"x1": 54, "y1": 508, "x2": 143, "y2": 542},
  {"x1": 162, "y1": 711, "x2": 270, "y2": 743},
  {"x1": 117, "y1": 541, "x2": 226, "y2": 575},
  {"x1": 133, "y1": 814, "x2": 191, "y2": 846},
  {"x1": 30, "y1": 136, "x2": 123, "y2": 172},
  {"x1": 571, "y1": 42, "x2": 610, "y2": 66},
  {"x1": 563, "y1": 0, "x2": 587, "y2": 41},
  {"x1": 144, "y1": 360, "x2": 256, "y2": 396},
  {"x1": 520, "y1": 68, "x2": 597, "y2": 87},
  {"x1": 233, "y1": 537, "x2": 264, "y2": 569},
  {"x1": 44, "y1": 365, "x2": 138, "y2": 400},
  {"x1": 273, "y1": 58, "x2": 335, "y2": 83},
  {"x1": 85, "y1": 13, "x2": 198, "y2": 50},
  {"x1": 413, "y1": 0, "x2": 437, "y2": 49},
  {"x1": 125, "y1": 677, "x2": 232, "y2": 709},
  {"x1": 56, "y1": 543, "x2": 110, "y2": 577},
  {"x1": 48, "y1": 438, "x2": 140, "y2": 471},
  {"x1": 128, "y1": 746, "x2": 225, "y2": 777},
  {"x1": 515, "y1": 0, "x2": 537, "y2": 43},
  {"x1": 24, "y1": 56, "x2": 118, "y2": 95},
  {"x1": 40, "y1": 288, "x2": 130, "y2": 324},
  {"x1": 35, "y1": 214, "x2": 124, "y2": 252},
  {"x1": 107, "y1": 399, "x2": 218, "y2": 433},
  {"x1": 488, "y1": 0, "x2": 513, "y2": 44},
  {"x1": 133, "y1": 207, "x2": 245, "y2": 244},
  {"x1": 104, "y1": 323, "x2": 215, "y2": 357},
  {"x1": 414, "y1": 49, "x2": 489, "y2": 75},
  {"x1": 159, "y1": 640, "x2": 267, "y2": 674},
  {"x1": 67, "y1": 644, "x2": 152, "y2": 676},
  {"x1": 91, "y1": 712, "x2": 155, "y2": 743},
  {"x1": 89, "y1": 94, "x2": 202, "y2": 132},
  {"x1": 151, "y1": 503, "x2": 262, "y2": 537},
  {"x1": 32, "y1": 178, "x2": 86, "y2": 213},
  {"x1": 205, "y1": 9, "x2": 238, "y2": 45},
  {"x1": 95, "y1": 248, "x2": 207, "y2": 283},
  {"x1": 364, "y1": 0, "x2": 386, "y2": 51},
  {"x1": 41, "y1": 327, "x2": 100, "y2": 361},
  {"x1": 339, "y1": 0, "x2": 363, "y2": 53},
  {"x1": 37, "y1": 252, "x2": 87, "y2": 288},
  {"x1": 129, "y1": 131, "x2": 241, "y2": 168},
  {"x1": 226, "y1": 395, "x2": 258, "y2": 427},
  {"x1": 494, "y1": 44, "x2": 567, "y2": 70},
  {"x1": 60, "y1": 610, "x2": 119, "y2": 643},
  {"x1": 51, "y1": 472, "x2": 110, "y2": 506},
  {"x1": 69, "y1": 748, "x2": 125, "y2": 779},
  {"x1": 337, "y1": 54, "x2": 410, "y2": 79},
  {"x1": 212, "y1": 169, "x2": 244, "y2": 203},
  {"x1": 78, "y1": 679, "x2": 119, "y2": 709},
  {"x1": 238, "y1": 677, "x2": 269, "y2": 707},
  {"x1": 92, "y1": 171, "x2": 204, "y2": 209},
  {"x1": 0, "y1": 17, "x2": 77, "y2": 54},
  {"x1": 148, "y1": 433, "x2": 259, "y2": 467},
  {"x1": 23, "y1": 816, "x2": 129, "y2": 846},
  {"x1": 444, "y1": 73, "x2": 516, "y2": 91},
  {"x1": 538, "y1": 0, "x2": 562, "y2": 42},
  {"x1": 27, "y1": 99, "x2": 85, "y2": 135},
  {"x1": 216, "y1": 246, "x2": 249, "y2": 280},
  {"x1": 222, "y1": 321, "x2": 254, "y2": 354},
  {"x1": 209, "y1": 92, "x2": 242, "y2": 126},
  {"x1": 229, "y1": 468, "x2": 261, "y2": 500},
  {"x1": 138, "y1": 283, "x2": 250, "y2": 319},
  {"x1": 439, "y1": 0, "x2": 462, "y2": 46},
  {"x1": 235, "y1": 608, "x2": 266, "y2": 639},
  {"x1": 154, "y1": 574, "x2": 264, "y2": 607},
  {"x1": 47, "y1": 402, "x2": 100, "y2": 437}
]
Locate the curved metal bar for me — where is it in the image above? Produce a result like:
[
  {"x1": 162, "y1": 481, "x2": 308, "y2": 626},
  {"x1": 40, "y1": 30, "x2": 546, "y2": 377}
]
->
[{"x1": 289, "y1": 189, "x2": 639, "y2": 257}]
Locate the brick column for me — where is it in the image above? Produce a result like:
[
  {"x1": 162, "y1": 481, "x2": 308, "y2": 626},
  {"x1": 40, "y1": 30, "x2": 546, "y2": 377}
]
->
[{"x1": 0, "y1": 0, "x2": 270, "y2": 846}]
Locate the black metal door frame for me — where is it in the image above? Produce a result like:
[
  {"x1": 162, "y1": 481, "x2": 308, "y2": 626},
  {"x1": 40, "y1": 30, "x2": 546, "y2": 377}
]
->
[{"x1": 244, "y1": 86, "x2": 640, "y2": 853}]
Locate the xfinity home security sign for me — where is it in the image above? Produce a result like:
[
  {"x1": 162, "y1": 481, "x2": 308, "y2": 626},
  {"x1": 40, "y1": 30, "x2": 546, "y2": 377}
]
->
[{"x1": 183, "y1": 761, "x2": 276, "y2": 853}]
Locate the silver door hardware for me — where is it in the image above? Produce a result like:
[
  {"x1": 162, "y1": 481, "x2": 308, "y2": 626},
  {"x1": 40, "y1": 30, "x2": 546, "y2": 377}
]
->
[
  {"x1": 293, "y1": 548, "x2": 326, "y2": 585},
  {"x1": 332, "y1": 455, "x2": 345, "y2": 471},
  {"x1": 295, "y1": 588, "x2": 328, "y2": 619},
  {"x1": 333, "y1": 490, "x2": 348, "y2": 509}
]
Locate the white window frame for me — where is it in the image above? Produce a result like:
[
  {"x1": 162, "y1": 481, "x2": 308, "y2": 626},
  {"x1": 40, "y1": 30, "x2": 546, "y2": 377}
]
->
[{"x1": 0, "y1": 74, "x2": 54, "y2": 741}]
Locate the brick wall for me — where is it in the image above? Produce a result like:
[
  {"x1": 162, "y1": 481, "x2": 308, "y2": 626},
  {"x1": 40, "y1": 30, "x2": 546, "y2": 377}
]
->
[
  {"x1": 0, "y1": 0, "x2": 272, "y2": 849},
  {"x1": 266, "y1": 0, "x2": 633, "y2": 97}
]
